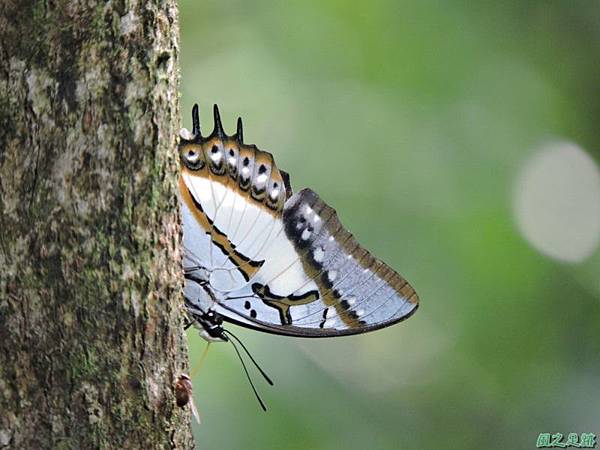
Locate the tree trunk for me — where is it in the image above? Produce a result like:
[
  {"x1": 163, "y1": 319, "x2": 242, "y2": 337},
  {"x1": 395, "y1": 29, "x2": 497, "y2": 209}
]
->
[{"x1": 0, "y1": 1, "x2": 193, "y2": 448}]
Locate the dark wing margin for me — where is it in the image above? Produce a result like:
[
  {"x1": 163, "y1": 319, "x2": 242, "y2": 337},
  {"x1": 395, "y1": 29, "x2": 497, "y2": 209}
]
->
[{"x1": 218, "y1": 301, "x2": 419, "y2": 337}]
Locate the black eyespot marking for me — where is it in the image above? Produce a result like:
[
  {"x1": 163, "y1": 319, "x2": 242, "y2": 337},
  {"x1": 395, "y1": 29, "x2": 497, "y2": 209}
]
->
[
  {"x1": 258, "y1": 164, "x2": 267, "y2": 174},
  {"x1": 340, "y1": 299, "x2": 350, "y2": 309},
  {"x1": 211, "y1": 145, "x2": 219, "y2": 153},
  {"x1": 334, "y1": 290, "x2": 342, "y2": 299},
  {"x1": 273, "y1": 182, "x2": 278, "y2": 188},
  {"x1": 229, "y1": 149, "x2": 234, "y2": 156},
  {"x1": 182, "y1": 148, "x2": 205, "y2": 170},
  {"x1": 250, "y1": 309, "x2": 257, "y2": 319},
  {"x1": 244, "y1": 301, "x2": 251, "y2": 310},
  {"x1": 243, "y1": 157, "x2": 250, "y2": 166}
]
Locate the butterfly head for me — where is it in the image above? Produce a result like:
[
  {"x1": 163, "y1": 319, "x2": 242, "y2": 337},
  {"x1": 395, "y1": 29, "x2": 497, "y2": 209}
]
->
[{"x1": 192, "y1": 308, "x2": 229, "y2": 342}]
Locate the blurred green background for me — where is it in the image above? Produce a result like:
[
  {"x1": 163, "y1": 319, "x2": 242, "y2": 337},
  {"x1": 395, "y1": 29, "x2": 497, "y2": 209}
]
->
[{"x1": 178, "y1": 1, "x2": 600, "y2": 448}]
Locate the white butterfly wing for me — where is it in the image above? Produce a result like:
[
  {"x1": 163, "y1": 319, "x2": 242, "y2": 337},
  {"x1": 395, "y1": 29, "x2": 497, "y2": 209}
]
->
[{"x1": 180, "y1": 106, "x2": 418, "y2": 337}]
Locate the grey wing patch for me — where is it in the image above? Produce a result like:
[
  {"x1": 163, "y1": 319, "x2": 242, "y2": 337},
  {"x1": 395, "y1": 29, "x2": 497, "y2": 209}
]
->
[{"x1": 277, "y1": 188, "x2": 419, "y2": 334}]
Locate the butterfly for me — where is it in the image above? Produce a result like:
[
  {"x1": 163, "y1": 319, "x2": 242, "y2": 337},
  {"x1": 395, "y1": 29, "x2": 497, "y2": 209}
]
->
[{"x1": 179, "y1": 104, "x2": 419, "y2": 343}]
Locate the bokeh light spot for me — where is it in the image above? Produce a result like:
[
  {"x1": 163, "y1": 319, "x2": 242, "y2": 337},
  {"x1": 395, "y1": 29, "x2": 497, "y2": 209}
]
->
[{"x1": 513, "y1": 141, "x2": 600, "y2": 263}]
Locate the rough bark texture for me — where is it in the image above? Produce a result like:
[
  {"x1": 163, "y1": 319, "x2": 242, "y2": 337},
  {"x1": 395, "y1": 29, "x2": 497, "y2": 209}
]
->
[{"x1": 0, "y1": 1, "x2": 193, "y2": 448}]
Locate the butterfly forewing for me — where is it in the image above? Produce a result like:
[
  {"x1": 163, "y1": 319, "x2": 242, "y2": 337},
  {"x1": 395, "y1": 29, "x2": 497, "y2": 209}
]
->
[{"x1": 180, "y1": 105, "x2": 418, "y2": 337}]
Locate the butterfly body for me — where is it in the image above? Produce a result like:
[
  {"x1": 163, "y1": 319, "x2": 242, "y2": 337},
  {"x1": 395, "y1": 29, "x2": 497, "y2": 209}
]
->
[{"x1": 180, "y1": 105, "x2": 419, "y2": 340}]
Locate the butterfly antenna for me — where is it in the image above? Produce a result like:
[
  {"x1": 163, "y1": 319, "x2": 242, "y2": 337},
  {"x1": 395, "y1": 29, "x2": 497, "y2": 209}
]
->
[
  {"x1": 223, "y1": 329, "x2": 274, "y2": 385},
  {"x1": 227, "y1": 335, "x2": 268, "y2": 411}
]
